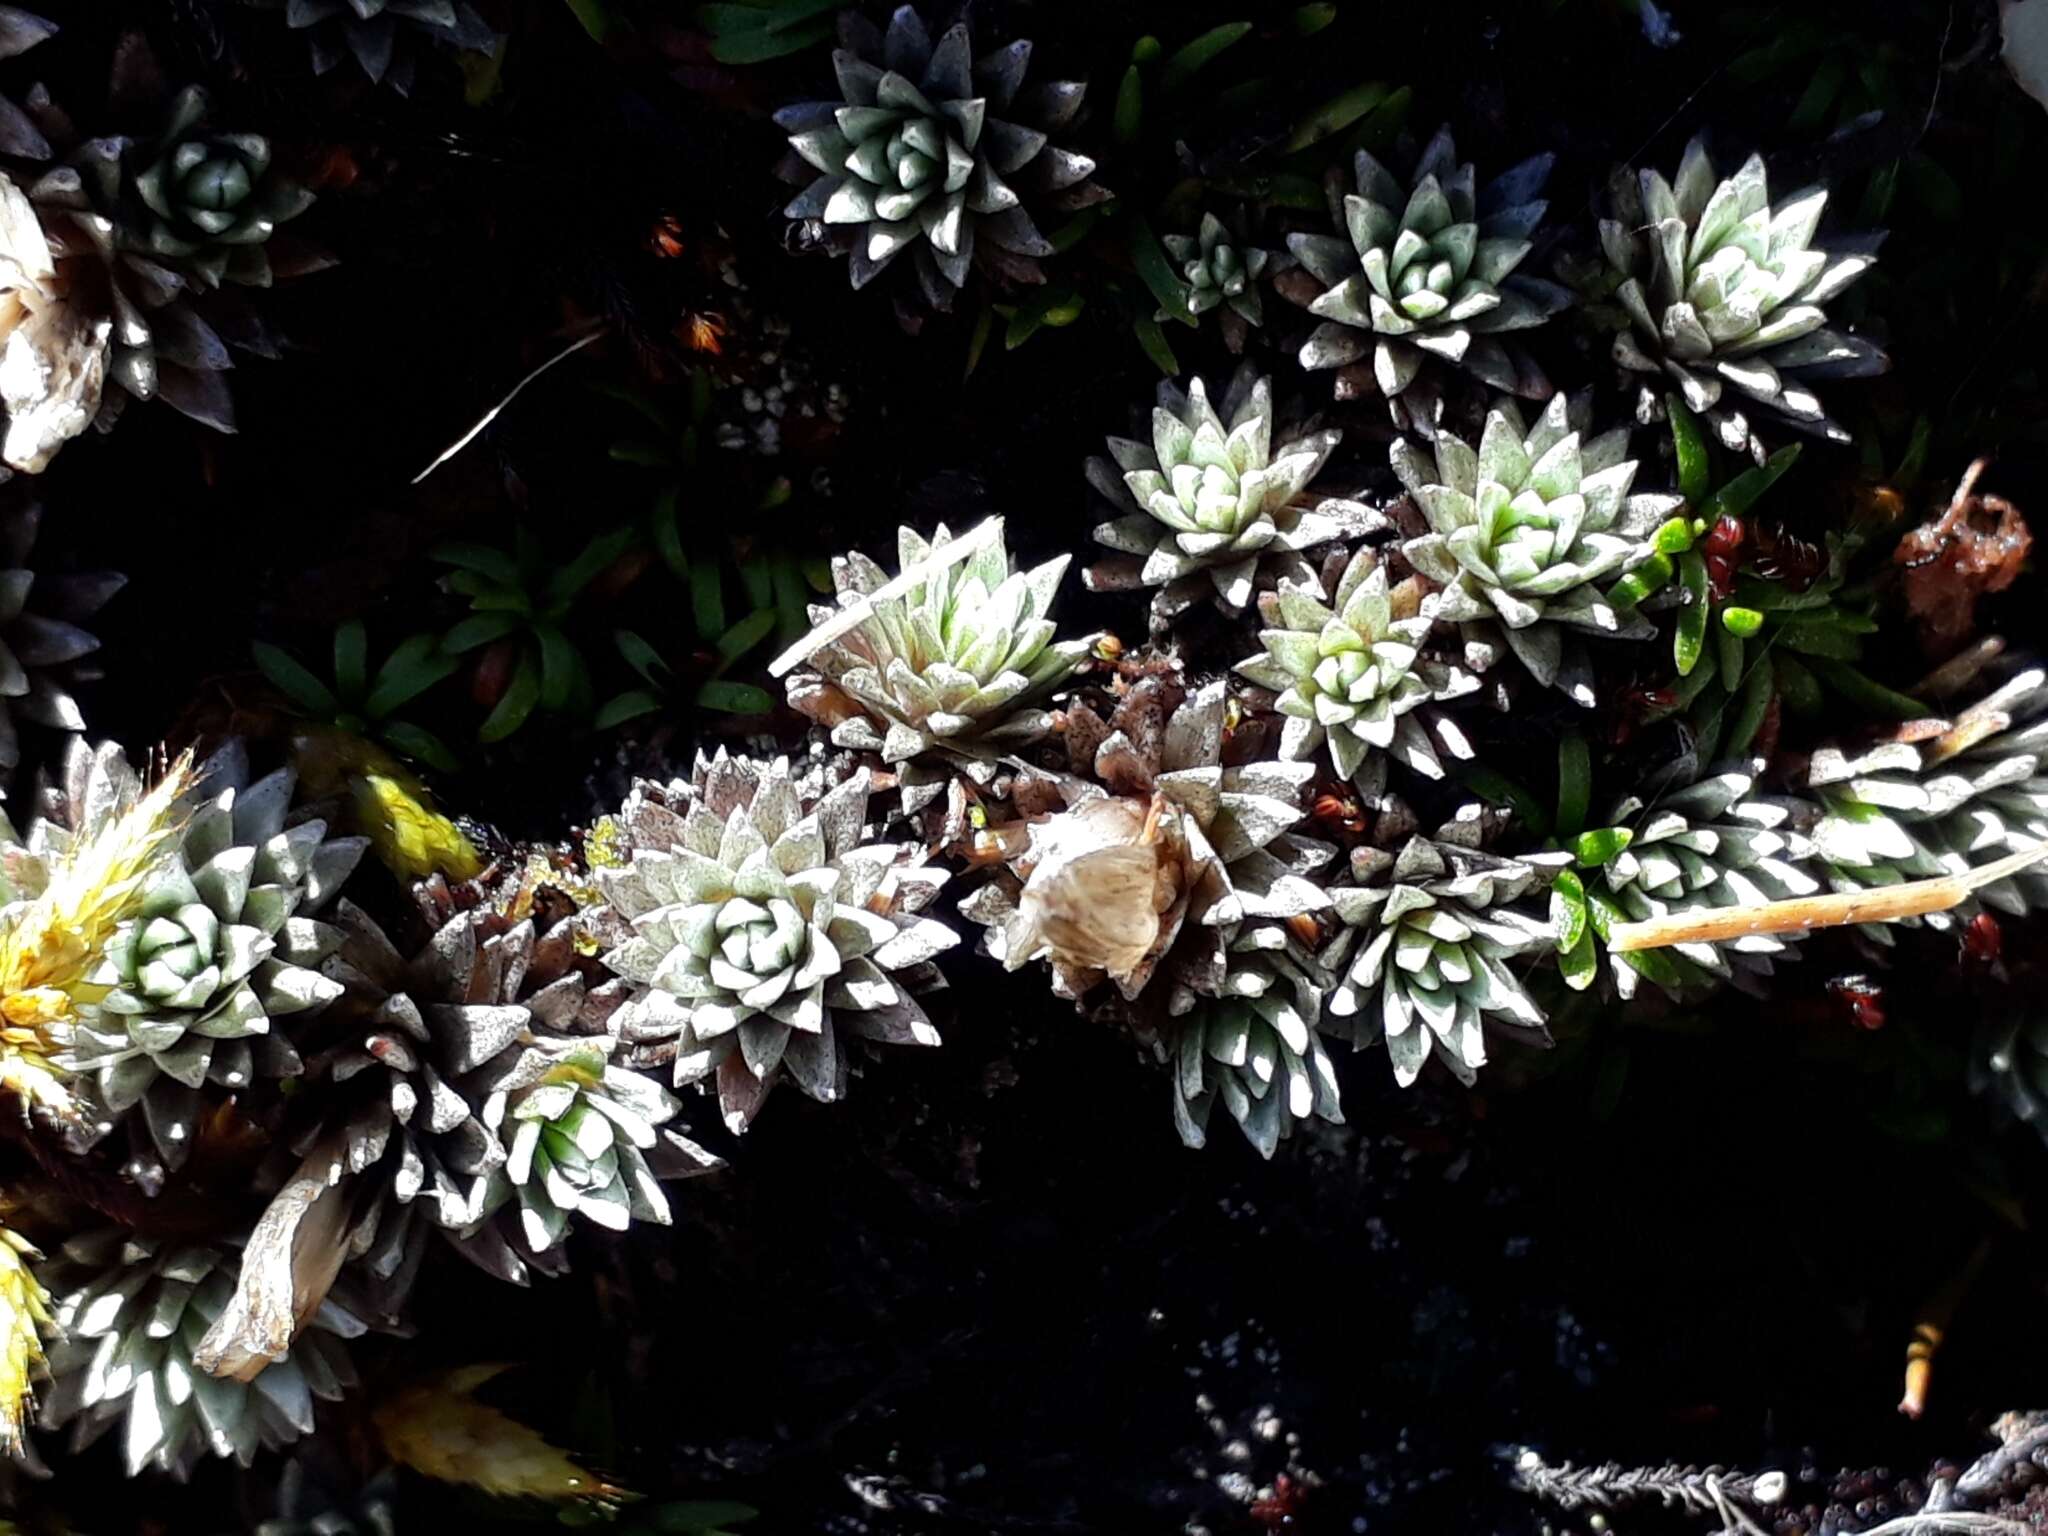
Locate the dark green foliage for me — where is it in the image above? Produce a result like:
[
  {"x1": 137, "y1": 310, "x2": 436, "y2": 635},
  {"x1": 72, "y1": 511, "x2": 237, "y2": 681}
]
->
[{"x1": 255, "y1": 620, "x2": 463, "y2": 772}]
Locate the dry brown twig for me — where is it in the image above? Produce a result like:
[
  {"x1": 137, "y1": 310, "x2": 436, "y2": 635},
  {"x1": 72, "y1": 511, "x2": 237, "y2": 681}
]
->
[{"x1": 1607, "y1": 839, "x2": 2048, "y2": 951}]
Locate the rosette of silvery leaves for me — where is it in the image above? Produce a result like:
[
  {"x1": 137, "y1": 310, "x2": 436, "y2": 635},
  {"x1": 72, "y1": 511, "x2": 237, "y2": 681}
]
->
[
  {"x1": 596, "y1": 752, "x2": 958, "y2": 1134},
  {"x1": 0, "y1": 493, "x2": 124, "y2": 771},
  {"x1": 1169, "y1": 923, "x2": 1343, "y2": 1158},
  {"x1": 1805, "y1": 659, "x2": 2048, "y2": 942},
  {"x1": 238, "y1": 0, "x2": 499, "y2": 95},
  {"x1": 36, "y1": 1230, "x2": 363, "y2": 1478},
  {"x1": 1165, "y1": 211, "x2": 1275, "y2": 348},
  {"x1": 253, "y1": 891, "x2": 660, "y2": 1318},
  {"x1": 774, "y1": 5, "x2": 1108, "y2": 308},
  {"x1": 784, "y1": 518, "x2": 1096, "y2": 799},
  {"x1": 477, "y1": 1031, "x2": 713, "y2": 1260},
  {"x1": 1590, "y1": 136, "x2": 1885, "y2": 454},
  {"x1": 1289, "y1": 125, "x2": 1569, "y2": 406},
  {"x1": 958, "y1": 677, "x2": 1333, "y2": 1010},
  {"x1": 1233, "y1": 545, "x2": 1478, "y2": 793},
  {"x1": 1083, "y1": 369, "x2": 1369, "y2": 627},
  {"x1": 1593, "y1": 758, "x2": 1820, "y2": 998},
  {"x1": 1318, "y1": 808, "x2": 1561, "y2": 1087},
  {"x1": 60, "y1": 741, "x2": 366, "y2": 1187},
  {"x1": 1396, "y1": 392, "x2": 1680, "y2": 707},
  {"x1": 17, "y1": 74, "x2": 321, "y2": 444}
]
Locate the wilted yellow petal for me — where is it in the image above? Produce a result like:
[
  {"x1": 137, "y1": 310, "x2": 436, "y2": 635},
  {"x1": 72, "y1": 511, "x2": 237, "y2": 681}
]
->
[
  {"x1": 373, "y1": 1365, "x2": 627, "y2": 1503},
  {"x1": 0, "y1": 1221, "x2": 52, "y2": 1455}
]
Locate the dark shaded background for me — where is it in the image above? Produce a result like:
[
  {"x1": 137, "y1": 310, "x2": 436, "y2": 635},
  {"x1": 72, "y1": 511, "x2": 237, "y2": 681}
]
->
[{"x1": 13, "y1": 0, "x2": 2048, "y2": 1530}]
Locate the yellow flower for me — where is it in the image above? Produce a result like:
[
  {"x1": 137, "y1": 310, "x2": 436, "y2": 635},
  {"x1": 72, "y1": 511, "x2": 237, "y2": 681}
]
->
[
  {"x1": 290, "y1": 729, "x2": 482, "y2": 884},
  {"x1": 0, "y1": 1222, "x2": 52, "y2": 1455},
  {"x1": 0, "y1": 754, "x2": 192, "y2": 1123}
]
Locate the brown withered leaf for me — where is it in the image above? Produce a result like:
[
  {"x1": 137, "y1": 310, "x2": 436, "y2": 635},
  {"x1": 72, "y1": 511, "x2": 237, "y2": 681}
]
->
[
  {"x1": 372, "y1": 1364, "x2": 627, "y2": 1503},
  {"x1": 1895, "y1": 459, "x2": 2032, "y2": 655}
]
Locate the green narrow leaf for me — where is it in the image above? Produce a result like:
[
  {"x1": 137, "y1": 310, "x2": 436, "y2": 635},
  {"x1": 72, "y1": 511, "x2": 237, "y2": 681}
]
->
[
  {"x1": 1550, "y1": 869, "x2": 1589, "y2": 955},
  {"x1": 693, "y1": 679, "x2": 775, "y2": 714},
  {"x1": 430, "y1": 541, "x2": 522, "y2": 586},
  {"x1": 1786, "y1": 50, "x2": 1847, "y2": 133},
  {"x1": 1892, "y1": 413, "x2": 1933, "y2": 491},
  {"x1": 1666, "y1": 395, "x2": 1712, "y2": 506},
  {"x1": 1665, "y1": 650, "x2": 1720, "y2": 712},
  {"x1": 535, "y1": 625, "x2": 580, "y2": 713},
  {"x1": 651, "y1": 488, "x2": 688, "y2": 579},
  {"x1": 1338, "y1": 82, "x2": 1410, "y2": 154},
  {"x1": 703, "y1": 9, "x2": 834, "y2": 63},
  {"x1": 1283, "y1": 80, "x2": 1388, "y2": 152},
  {"x1": 379, "y1": 722, "x2": 461, "y2": 775},
  {"x1": 1572, "y1": 827, "x2": 1633, "y2": 868},
  {"x1": 1903, "y1": 151, "x2": 1963, "y2": 222},
  {"x1": 1725, "y1": 648, "x2": 1775, "y2": 757},
  {"x1": 1692, "y1": 706, "x2": 1726, "y2": 768},
  {"x1": 690, "y1": 558, "x2": 726, "y2": 640},
  {"x1": 1113, "y1": 63, "x2": 1143, "y2": 146},
  {"x1": 1554, "y1": 733, "x2": 1591, "y2": 839},
  {"x1": 738, "y1": 549, "x2": 775, "y2": 610},
  {"x1": 1454, "y1": 763, "x2": 1548, "y2": 839},
  {"x1": 1293, "y1": 3, "x2": 1338, "y2": 34},
  {"x1": 1673, "y1": 549, "x2": 1710, "y2": 676},
  {"x1": 252, "y1": 642, "x2": 340, "y2": 717},
  {"x1": 1720, "y1": 605, "x2": 1765, "y2": 638},
  {"x1": 1606, "y1": 551, "x2": 1674, "y2": 610},
  {"x1": 1857, "y1": 157, "x2": 1901, "y2": 226},
  {"x1": 1652, "y1": 516, "x2": 1697, "y2": 556},
  {"x1": 715, "y1": 607, "x2": 778, "y2": 667},
  {"x1": 1772, "y1": 652, "x2": 1823, "y2": 715},
  {"x1": 1008, "y1": 287, "x2": 1085, "y2": 348},
  {"x1": 1775, "y1": 620, "x2": 1863, "y2": 660},
  {"x1": 1003, "y1": 303, "x2": 1044, "y2": 351},
  {"x1": 594, "y1": 690, "x2": 665, "y2": 731},
  {"x1": 614, "y1": 629, "x2": 671, "y2": 689},
  {"x1": 965, "y1": 305, "x2": 995, "y2": 379},
  {"x1": 1714, "y1": 622, "x2": 1745, "y2": 693},
  {"x1": 365, "y1": 634, "x2": 461, "y2": 718},
  {"x1": 1127, "y1": 211, "x2": 1195, "y2": 327},
  {"x1": 1049, "y1": 206, "x2": 1104, "y2": 253},
  {"x1": 441, "y1": 612, "x2": 522, "y2": 653},
  {"x1": 1585, "y1": 888, "x2": 1694, "y2": 991},
  {"x1": 1806, "y1": 658, "x2": 1932, "y2": 719},
  {"x1": 1698, "y1": 443, "x2": 1801, "y2": 524},
  {"x1": 1160, "y1": 22, "x2": 1252, "y2": 95},
  {"x1": 588, "y1": 381, "x2": 674, "y2": 434},
  {"x1": 1132, "y1": 313, "x2": 1179, "y2": 376},
  {"x1": 1558, "y1": 926, "x2": 1599, "y2": 992},
  {"x1": 770, "y1": 557, "x2": 808, "y2": 644},
  {"x1": 333, "y1": 621, "x2": 368, "y2": 704},
  {"x1": 610, "y1": 441, "x2": 674, "y2": 469},
  {"x1": 548, "y1": 524, "x2": 641, "y2": 608},
  {"x1": 479, "y1": 651, "x2": 542, "y2": 743},
  {"x1": 562, "y1": 0, "x2": 616, "y2": 39},
  {"x1": 1041, "y1": 289, "x2": 1086, "y2": 327}
]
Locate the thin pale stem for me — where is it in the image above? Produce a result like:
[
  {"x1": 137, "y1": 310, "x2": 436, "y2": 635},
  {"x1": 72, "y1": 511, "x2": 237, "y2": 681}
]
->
[{"x1": 1607, "y1": 840, "x2": 2048, "y2": 952}]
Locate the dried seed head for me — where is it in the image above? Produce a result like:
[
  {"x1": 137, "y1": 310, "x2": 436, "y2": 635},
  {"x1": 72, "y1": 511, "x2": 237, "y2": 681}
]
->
[{"x1": 1008, "y1": 796, "x2": 1182, "y2": 982}]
